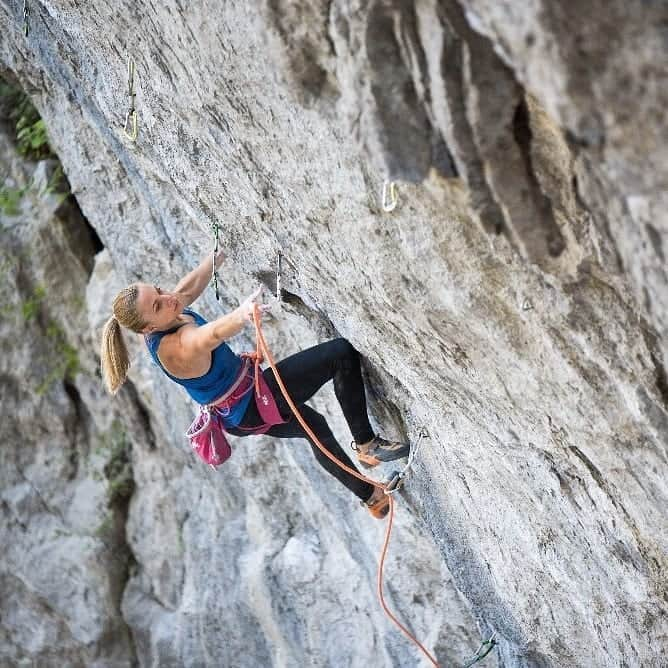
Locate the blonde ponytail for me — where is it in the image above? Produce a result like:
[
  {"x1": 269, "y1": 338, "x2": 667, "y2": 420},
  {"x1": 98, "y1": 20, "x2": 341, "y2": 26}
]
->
[
  {"x1": 101, "y1": 316, "x2": 130, "y2": 394},
  {"x1": 100, "y1": 284, "x2": 148, "y2": 395}
]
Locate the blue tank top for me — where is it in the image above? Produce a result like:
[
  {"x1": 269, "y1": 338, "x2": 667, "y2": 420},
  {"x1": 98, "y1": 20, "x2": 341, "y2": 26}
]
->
[{"x1": 144, "y1": 308, "x2": 253, "y2": 427}]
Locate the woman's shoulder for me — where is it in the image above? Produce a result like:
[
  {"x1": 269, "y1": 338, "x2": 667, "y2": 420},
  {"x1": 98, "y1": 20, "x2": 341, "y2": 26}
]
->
[
  {"x1": 156, "y1": 312, "x2": 214, "y2": 378},
  {"x1": 146, "y1": 312, "x2": 198, "y2": 350},
  {"x1": 183, "y1": 307, "x2": 207, "y2": 325}
]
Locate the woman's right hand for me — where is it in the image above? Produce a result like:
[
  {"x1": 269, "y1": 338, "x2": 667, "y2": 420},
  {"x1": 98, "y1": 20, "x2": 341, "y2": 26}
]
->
[{"x1": 239, "y1": 285, "x2": 271, "y2": 322}]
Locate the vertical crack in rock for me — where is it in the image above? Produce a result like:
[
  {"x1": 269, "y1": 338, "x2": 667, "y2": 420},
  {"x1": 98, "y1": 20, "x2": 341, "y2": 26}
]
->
[
  {"x1": 425, "y1": 2, "x2": 504, "y2": 233},
  {"x1": 445, "y1": 0, "x2": 546, "y2": 257},
  {"x1": 63, "y1": 380, "x2": 84, "y2": 481},
  {"x1": 364, "y1": 1, "x2": 431, "y2": 182},
  {"x1": 511, "y1": 96, "x2": 565, "y2": 258},
  {"x1": 120, "y1": 382, "x2": 158, "y2": 452},
  {"x1": 56, "y1": 194, "x2": 105, "y2": 258},
  {"x1": 98, "y1": 427, "x2": 140, "y2": 668},
  {"x1": 644, "y1": 223, "x2": 665, "y2": 264},
  {"x1": 263, "y1": 0, "x2": 340, "y2": 107},
  {"x1": 443, "y1": 0, "x2": 572, "y2": 266}
]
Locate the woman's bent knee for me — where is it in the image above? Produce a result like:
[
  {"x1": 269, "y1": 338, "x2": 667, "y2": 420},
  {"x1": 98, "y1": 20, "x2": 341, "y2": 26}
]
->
[{"x1": 329, "y1": 337, "x2": 356, "y2": 360}]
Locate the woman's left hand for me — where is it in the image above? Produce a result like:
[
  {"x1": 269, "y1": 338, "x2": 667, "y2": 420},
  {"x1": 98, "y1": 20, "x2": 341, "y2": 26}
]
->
[{"x1": 239, "y1": 285, "x2": 271, "y2": 322}]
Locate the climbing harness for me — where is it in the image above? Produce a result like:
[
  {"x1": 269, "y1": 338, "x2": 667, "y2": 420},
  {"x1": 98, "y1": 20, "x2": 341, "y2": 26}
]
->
[
  {"x1": 384, "y1": 426, "x2": 430, "y2": 495},
  {"x1": 186, "y1": 353, "x2": 286, "y2": 469},
  {"x1": 211, "y1": 220, "x2": 221, "y2": 301},
  {"x1": 462, "y1": 632, "x2": 498, "y2": 667},
  {"x1": 22, "y1": 0, "x2": 29, "y2": 36},
  {"x1": 250, "y1": 304, "x2": 440, "y2": 667},
  {"x1": 381, "y1": 180, "x2": 398, "y2": 213},
  {"x1": 122, "y1": 58, "x2": 138, "y2": 141}
]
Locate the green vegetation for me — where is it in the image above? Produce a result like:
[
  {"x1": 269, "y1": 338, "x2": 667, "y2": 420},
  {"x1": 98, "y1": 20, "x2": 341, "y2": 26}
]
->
[
  {"x1": 0, "y1": 76, "x2": 70, "y2": 215},
  {"x1": 0, "y1": 77, "x2": 55, "y2": 160},
  {"x1": 35, "y1": 318, "x2": 81, "y2": 395},
  {"x1": 43, "y1": 163, "x2": 67, "y2": 197},
  {"x1": 16, "y1": 116, "x2": 50, "y2": 159},
  {"x1": 1, "y1": 166, "x2": 69, "y2": 217},
  {"x1": 93, "y1": 421, "x2": 135, "y2": 537},
  {"x1": 3, "y1": 284, "x2": 83, "y2": 395},
  {"x1": 21, "y1": 284, "x2": 46, "y2": 320},
  {"x1": 96, "y1": 420, "x2": 135, "y2": 509},
  {"x1": 0, "y1": 183, "x2": 28, "y2": 215}
]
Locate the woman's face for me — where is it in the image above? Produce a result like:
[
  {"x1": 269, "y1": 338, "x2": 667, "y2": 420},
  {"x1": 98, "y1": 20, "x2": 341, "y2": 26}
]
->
[{"x1": 135, "y1": 283, "x2": 183, "y2": 333}]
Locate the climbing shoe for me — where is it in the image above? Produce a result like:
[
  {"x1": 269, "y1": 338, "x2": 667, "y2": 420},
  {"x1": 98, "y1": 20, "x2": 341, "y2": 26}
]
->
[
  {"x1": 363, "y1": 487, "x2": 390, "y2": 520},
  {"x1": 351, "y1": 435, "x2": 410, "y2": 469}
]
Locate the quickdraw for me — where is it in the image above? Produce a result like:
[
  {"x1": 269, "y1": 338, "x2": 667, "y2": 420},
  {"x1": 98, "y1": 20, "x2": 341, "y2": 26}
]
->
[
  {"x1": 23, "y1": 0, "x2": 29, "y2": 36},
  {"x1": 276, "y1": 250, "x2": 283, "y2": 302},
  {"x1": 462, "y1": 632, "x2": 498, "y2": 667},
  {"x1": 384, "y1": 427, "x2": 430, "y2": 495},
  {"x1": 211, "y1": 220, "x2": 221, "y2": 300},
  {"x1": 122, "y1": 58, "x2": 138, "y2": 141}
]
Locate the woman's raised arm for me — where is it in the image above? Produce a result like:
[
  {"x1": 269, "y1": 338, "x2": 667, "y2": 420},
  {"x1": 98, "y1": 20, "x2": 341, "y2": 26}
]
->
[
  {"x1": 176, "y1": 286, "x2": 270, "y2": 356},
  {"x1": 173, "y1": 250, "x2": 225, "y2": 307}
]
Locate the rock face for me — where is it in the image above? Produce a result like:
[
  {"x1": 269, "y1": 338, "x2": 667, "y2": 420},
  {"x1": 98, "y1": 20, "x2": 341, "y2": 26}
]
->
[{"x1": 1, "y1": 1, "x2": 666, "y2": 667}]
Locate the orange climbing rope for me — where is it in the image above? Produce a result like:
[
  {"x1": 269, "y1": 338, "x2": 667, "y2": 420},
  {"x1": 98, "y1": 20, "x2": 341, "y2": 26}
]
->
[{"x1": 250, "y1": 305, "x2": 440, "y2": 668}]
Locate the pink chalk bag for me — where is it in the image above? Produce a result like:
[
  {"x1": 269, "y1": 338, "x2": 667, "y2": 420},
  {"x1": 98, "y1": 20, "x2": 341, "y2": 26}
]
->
[{"x1": 185, "y1": 354, "x2": 285, "y2": 469}]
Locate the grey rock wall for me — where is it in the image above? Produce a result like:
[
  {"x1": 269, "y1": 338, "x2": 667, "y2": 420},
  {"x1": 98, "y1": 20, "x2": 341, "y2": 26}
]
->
[
  {"x1": 1, "y1": 139, "x2": 480, "y2": 668},
  {"x1": 1, "y1": 1, "x2": 666, "y2": 667}
]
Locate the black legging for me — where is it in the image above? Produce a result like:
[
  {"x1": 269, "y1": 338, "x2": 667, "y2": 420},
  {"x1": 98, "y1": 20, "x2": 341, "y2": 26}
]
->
[{"x1": 226, "y1": 338, "x2": 376, "y2": 502}]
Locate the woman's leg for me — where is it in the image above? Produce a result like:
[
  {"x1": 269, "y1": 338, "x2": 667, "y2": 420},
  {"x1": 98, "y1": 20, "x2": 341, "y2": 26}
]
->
[
  {"x1": 264, "y1": 404, "x2": 375, "y2": 502},
  {"x1": 262, "y1": 338, "x2": 376, "y2": 446},
  {"x1": 226, "y1": 338, "x2": 383, "y2": 501}
]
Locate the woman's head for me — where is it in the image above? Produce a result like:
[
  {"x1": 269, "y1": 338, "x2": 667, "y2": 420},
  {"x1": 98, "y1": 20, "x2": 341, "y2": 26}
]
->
[
  {"x1": 100, "y1": 283, "x2": 184, "y2": 394},
  {"x1": 132, "y1": 283, "x2": 183, "y2": 334}
]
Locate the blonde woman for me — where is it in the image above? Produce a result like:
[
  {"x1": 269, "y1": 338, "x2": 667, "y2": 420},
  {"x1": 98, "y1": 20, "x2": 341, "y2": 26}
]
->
[{"x1": 101, "y1": 251, "x2": 409, "y2": 518}]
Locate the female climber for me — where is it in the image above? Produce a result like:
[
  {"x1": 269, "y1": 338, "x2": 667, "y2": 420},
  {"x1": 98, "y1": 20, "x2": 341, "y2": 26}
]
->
[{"x1": 100, "y1": 251, "x2": 409, "y2": 519}]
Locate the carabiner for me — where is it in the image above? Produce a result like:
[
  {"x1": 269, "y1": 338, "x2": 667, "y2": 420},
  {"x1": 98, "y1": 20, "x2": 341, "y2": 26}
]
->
[
  {"x1": 123, "y1": 109, "x2": 138, "y2": 141},
  {"x1": 384, "y1": 470, "x2": 404, "y2": 495},
  {"x1": 23, "y1": 0, "x2": 29, "y2": 36},
  {"x1": 381, "y1": 180, "x2": 397, "y2": 213}
]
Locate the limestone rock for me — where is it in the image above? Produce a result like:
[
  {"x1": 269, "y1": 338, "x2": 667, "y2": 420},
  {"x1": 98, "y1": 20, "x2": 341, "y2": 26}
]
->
[{"x1": 1, "y1": 1, "x2": 666, "y2": 667}]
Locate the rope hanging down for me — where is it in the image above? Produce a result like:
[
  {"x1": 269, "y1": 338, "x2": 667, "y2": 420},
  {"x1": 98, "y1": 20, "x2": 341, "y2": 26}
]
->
[
  {"x1": 206, "y1": 222, "x2": 498, "y2": 665},
  {"x1": 250, "y1": 304, "x2": 440, "y2": 668}
]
